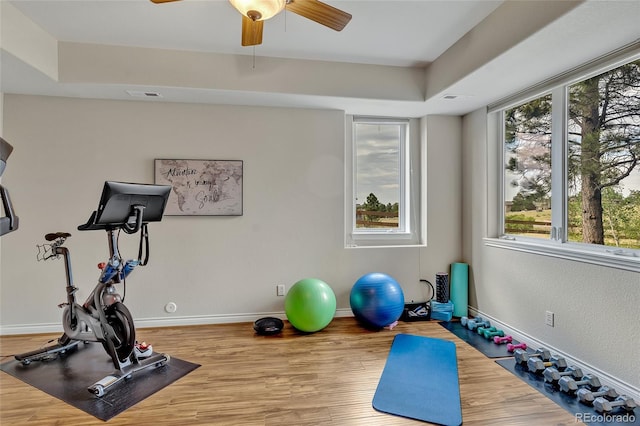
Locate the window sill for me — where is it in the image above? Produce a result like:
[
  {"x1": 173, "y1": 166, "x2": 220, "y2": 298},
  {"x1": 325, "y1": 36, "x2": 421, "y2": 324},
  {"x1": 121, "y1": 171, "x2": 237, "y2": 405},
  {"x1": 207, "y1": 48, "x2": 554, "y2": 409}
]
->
[
  {"x1": 346, "y1": 231, "x2": 425, "y2": 248},
  {"x1": 345, "y1": 243, "x2": 427, "y2": 249},
  {"x1": 483, "y1": 237, "x2": 640, "y2": 273}
]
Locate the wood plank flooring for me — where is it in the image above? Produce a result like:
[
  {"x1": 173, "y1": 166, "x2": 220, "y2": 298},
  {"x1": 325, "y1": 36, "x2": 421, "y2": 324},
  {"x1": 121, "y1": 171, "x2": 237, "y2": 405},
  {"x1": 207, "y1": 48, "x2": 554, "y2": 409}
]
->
[{"x1": 0, "y1": 318, "x2": 582, "y2": 425}]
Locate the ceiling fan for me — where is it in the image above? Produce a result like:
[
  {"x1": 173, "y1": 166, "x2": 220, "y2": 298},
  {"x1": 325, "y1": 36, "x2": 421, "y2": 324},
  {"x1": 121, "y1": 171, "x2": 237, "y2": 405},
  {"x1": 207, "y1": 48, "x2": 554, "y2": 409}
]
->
[{"x1": 150, "y1": 0, "x2": 352, "y2": 47}]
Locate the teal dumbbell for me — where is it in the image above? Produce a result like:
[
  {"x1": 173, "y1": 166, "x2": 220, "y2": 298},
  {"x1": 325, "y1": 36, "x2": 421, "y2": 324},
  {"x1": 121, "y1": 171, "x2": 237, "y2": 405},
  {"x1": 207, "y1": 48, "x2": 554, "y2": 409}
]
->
[
  {"x1": 480, "y1": 328, "x2": 504, "y2": 340},
  {"x1": 476, "y1": 326, "x2": 496, "y2": 335}
]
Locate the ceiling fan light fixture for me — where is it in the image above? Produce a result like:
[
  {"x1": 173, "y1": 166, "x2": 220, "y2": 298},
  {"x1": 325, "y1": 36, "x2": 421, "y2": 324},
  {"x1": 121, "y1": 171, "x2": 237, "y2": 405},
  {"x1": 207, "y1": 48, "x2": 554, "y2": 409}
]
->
[{"x1": 229, "y1": 0, "x2": 286, "y2": 21}]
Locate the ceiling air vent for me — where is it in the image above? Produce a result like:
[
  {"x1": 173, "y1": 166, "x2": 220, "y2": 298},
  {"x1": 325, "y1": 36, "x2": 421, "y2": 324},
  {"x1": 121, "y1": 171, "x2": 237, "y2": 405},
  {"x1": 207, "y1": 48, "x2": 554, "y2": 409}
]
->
[{"x1": 126, "y1": 90, "x2": 163, "y2": 98}]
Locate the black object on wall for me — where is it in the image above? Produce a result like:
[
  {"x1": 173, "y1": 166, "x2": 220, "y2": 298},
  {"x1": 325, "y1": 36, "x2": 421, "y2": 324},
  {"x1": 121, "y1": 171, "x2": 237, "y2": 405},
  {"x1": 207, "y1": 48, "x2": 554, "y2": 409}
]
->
[{"x1": 0, "y1": 137, "x2": 19, "y2": 236}]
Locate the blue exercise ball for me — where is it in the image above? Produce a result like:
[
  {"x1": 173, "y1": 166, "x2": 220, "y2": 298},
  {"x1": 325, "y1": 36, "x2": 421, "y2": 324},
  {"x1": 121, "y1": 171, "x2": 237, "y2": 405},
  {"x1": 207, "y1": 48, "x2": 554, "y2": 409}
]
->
[
  {"x1": 285, "y1": 278, "x2": 336, "y2": 333},
  {"x1": 350, "y1": 272, "x2": 405, "y2": 328}
]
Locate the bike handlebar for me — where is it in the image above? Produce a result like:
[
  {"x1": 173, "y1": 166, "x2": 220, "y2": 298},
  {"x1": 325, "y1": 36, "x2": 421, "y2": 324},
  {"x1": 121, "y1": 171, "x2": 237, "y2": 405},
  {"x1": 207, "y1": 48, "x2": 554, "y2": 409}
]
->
[
  {"x1": 0, "y1": 185, "x2": 19, "y2": 236},
  {"x1": 121, "y1": 205, "x2": 145, "y2": 235},
  {"x1": 0, "y1": 137, "x2": 18, "y2": 237}
]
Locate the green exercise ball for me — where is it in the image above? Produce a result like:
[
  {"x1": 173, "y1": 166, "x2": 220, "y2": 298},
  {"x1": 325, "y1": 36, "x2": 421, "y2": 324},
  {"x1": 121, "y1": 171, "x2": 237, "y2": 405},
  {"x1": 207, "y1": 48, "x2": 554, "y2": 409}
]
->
[{"x1": 285, "y1": 278, "x2": 336, "y2": 333}]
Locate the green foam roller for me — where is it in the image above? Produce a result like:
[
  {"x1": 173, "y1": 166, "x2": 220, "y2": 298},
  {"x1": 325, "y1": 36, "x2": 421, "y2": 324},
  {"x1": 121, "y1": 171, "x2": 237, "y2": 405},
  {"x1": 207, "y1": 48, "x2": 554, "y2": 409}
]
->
[{"x1": 450, "y1": 262, "x2": 468, "y2": 317}]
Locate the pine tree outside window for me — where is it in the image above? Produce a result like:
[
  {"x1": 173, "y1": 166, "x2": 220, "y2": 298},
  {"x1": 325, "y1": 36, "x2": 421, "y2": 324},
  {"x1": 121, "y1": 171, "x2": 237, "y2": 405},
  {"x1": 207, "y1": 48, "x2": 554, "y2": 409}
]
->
[{"x1": 491, "y1": 47, "x2": 640, "y2": 272}]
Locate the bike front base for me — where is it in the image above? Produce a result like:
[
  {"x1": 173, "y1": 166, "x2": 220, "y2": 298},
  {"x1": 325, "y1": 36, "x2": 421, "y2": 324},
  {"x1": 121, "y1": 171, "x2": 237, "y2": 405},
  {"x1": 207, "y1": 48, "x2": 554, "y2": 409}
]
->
[
  {"x1": 14, "y1": 339, "x2": 82, "y2": 365},
  {"x1": 88, "y1": 352, "x2": 171, "y2": 397}
]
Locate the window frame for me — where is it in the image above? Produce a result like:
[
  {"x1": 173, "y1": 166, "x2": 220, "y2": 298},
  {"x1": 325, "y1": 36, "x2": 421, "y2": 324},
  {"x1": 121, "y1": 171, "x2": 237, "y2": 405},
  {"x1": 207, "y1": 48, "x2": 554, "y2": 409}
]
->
[
  {"x1": 486, "y1": 43, "x2": 640, "y2": 273},
  {"x1": 345, "y1": 115, "x2": 425, "y2": 248}
]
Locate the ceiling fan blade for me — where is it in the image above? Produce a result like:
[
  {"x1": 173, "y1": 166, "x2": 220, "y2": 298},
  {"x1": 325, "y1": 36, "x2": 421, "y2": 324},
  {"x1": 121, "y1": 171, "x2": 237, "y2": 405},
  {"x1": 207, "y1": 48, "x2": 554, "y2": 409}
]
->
[
  {"x1": 242, "y1": 15, "x2": 264, "y2": 46},
  {"x1": 150, "y1": 0, "x2": 182, "y2": 3},
  {"x1": 286, "y1": 0, "x2": 351, "y2": 31}
]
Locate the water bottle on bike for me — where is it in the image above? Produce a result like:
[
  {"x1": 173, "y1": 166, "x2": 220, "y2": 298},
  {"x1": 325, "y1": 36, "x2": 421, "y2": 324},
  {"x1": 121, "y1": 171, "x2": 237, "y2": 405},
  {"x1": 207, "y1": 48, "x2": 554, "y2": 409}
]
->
[{"x1": 98, "y1": 259, "x2": 120, "y2": 283}]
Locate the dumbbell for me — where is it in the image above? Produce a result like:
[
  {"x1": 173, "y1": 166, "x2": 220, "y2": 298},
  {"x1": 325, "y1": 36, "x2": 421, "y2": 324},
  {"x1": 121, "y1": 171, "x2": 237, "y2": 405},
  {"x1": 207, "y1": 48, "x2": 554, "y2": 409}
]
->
[
  {"x1": 477, "y1": 325, "x2": 496, "y2": 335},
  {"x1": 559, "y1": 374, "x2": 601, "y2": 394},
  {"x1": 514, "y1": 349, "x2": 531, "y2": 365},
  {"x1": 594, "y1": 395, "x2": 637, "y2": 413},
  {"x1": 507, "y1": 342, "x2": 527, "y2": 353},
  {"x1": 460, "y1": 316, "x2": 477, "y2": 327},
  {"x1": 461, "y1": 317, "x2": 490, "y2": 331},
  {"x1": 480, "y1": 328, "x2": 504, "y2": 340},
  {"x1": 577, "y1": 386, "x2": 619, "y2": 405},
  {"x1": 543, "y1": 365, "x2": 583, "y2": 385},
  {"x1": 493, "y1": 335, "x2": 512, "y2": 344},
  {"x1": 533, "y1": 348, "x2": 551, "y2": 361},
  {"x1": 514, "y1": 348, "x2": 551, "y2": 366},
  {"x1": 527, "y1": 355, "x2": 567, "y2": 374},
  {"x1": 460, "y1": 316, "x2": 481, "y2": 329}
]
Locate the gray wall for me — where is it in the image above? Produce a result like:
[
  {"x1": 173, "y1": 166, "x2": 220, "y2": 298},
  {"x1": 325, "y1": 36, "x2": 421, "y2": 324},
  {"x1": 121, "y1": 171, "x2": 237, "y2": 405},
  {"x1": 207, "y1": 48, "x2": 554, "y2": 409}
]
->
[{"x1": 0, "y1": 94, "x2": 461, "y2": 331}]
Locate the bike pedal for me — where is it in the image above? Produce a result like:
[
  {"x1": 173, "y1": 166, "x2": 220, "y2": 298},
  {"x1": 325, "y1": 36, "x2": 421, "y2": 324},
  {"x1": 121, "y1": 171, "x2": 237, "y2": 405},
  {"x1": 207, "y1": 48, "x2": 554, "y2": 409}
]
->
[{"x1": 134, "y1": 341, "x2": 153, "y2": 358}]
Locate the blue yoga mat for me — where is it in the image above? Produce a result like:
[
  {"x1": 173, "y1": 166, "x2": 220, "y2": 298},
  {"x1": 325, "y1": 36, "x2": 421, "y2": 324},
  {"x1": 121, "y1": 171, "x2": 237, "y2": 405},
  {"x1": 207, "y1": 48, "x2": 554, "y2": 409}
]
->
[{"x1": 373, "y1": 334, "x2": 462, "y2": 426}]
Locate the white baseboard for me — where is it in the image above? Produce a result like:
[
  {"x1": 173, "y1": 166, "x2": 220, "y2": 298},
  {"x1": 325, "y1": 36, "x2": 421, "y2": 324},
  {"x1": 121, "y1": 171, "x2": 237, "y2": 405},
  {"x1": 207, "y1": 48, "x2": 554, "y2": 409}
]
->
[
  {"x1": 0, "y1": 322, "x2": 63, "y2": 336},
  {"x1": 469, "y1": 307, "x2": 640, "y2": 402},
  {"x1": 0, "y1": 308, "x2": 355, "y2": 335},
  {"x1": 136, "y1": 308, "x2": 354, "y2": 329}
]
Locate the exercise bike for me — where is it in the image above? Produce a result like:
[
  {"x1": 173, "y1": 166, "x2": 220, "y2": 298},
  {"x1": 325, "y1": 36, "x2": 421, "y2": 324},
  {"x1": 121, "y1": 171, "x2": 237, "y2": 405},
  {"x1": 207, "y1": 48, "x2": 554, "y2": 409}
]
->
[{"x1": 15, "y1": 181, "x2": 172, "y2": 397}]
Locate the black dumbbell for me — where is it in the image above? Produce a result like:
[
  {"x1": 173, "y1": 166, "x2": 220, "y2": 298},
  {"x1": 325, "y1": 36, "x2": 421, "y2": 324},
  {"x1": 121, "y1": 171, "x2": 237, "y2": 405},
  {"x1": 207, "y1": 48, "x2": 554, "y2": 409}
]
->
[
  {"x1": 527, "y1": 355, "x2": 567, "y2": 374},
  {"x1": 559, "y1": 374, "x2": 601, "y2": 394},
  {"x1": 594, "y1": 395, "x2": 637, "y2": 413},
  {"x1": 577, "y1": 386, "x2": 619, "y2": 405},
  {"x1": 543, "y1": 365, "x2": 582, "y2": 384}
]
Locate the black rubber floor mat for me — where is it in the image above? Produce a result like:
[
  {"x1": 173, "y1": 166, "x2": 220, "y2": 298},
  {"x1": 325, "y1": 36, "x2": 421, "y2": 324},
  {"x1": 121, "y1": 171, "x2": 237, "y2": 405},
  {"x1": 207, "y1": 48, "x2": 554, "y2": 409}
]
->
[
  {"x1": 439, "y1": 321, "x2": 524, "y2": 358},
  {"x1": 496, "y1": 357, "x2": 639, "y2": 426},
  {"x1": 1, "y1": 342, "x2": 200, "y2": 421}
]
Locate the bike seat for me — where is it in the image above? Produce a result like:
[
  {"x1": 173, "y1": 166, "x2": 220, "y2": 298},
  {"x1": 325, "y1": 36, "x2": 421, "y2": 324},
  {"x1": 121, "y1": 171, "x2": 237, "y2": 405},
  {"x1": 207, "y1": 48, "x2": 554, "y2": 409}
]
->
[{"x1": 45, "y1": 232, "x2": 71, "y2": 241}]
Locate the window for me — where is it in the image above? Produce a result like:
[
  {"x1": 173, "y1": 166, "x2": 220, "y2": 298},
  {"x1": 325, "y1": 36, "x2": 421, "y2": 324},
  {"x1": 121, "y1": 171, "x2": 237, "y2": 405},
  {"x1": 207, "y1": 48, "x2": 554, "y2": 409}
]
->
[
  {"x1": 345, "y1": 116, "x2": 424, "y2": 247},
  {"x1": 491, "y1": 48, "x2": 640, "y2": 271},
  {"x1": 504, "y1": 94, "x2": 553, "y2": 240},
  {"x1": 566, "y1": 67, "x2": 640, "y2": 248}
]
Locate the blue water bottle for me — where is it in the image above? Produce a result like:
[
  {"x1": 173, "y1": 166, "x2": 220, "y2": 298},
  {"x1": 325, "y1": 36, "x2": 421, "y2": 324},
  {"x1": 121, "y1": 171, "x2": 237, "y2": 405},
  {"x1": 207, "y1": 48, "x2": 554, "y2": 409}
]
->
[
  {"x1": 99, "y1": 260, "x2": 120, "y2": 284},
  {"x1": 122, "y1": 259, "x2": 139, "y2": 279}
]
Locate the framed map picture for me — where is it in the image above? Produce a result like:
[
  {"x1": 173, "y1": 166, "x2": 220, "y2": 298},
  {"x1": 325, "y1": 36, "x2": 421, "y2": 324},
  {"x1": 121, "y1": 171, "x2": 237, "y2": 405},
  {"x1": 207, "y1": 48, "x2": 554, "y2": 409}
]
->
[{"x1": 154, "y1": 159, "x2": 243, "y2": 216}]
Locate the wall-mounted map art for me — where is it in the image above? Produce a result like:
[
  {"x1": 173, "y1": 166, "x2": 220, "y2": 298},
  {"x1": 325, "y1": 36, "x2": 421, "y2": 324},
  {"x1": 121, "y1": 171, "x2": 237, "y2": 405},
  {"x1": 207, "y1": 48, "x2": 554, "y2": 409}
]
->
[{"x1": 155, "y1": 159, "x2": 243, "y2": 216}]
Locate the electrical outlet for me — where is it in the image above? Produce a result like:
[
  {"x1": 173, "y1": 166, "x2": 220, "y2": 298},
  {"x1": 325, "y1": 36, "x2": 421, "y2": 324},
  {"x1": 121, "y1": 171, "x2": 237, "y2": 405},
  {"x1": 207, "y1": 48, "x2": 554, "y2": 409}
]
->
[
  {"x1": 545, "y1": 311, "x2": 554, "y2": 327},
  {"x1": 276, "y1": 285, "x2": 285, "y2": 297}
]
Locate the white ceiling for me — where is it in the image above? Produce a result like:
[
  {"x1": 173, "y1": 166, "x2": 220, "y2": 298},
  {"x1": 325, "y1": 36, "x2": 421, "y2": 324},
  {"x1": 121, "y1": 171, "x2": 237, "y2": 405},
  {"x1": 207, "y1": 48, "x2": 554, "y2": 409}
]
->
[
  {"x1": 2, "y1": 0, "x2": 640, "y2": 117},
  {"x1": 8, "y1": 0, "x2": 504, "y2": 67}
]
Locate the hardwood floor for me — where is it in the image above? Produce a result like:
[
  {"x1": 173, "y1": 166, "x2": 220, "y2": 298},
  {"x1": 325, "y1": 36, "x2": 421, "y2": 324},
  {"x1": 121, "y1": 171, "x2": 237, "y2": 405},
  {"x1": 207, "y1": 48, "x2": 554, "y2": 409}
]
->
[{"x1": 0, "y1": 318, "x2": 581, "y2": 425}]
